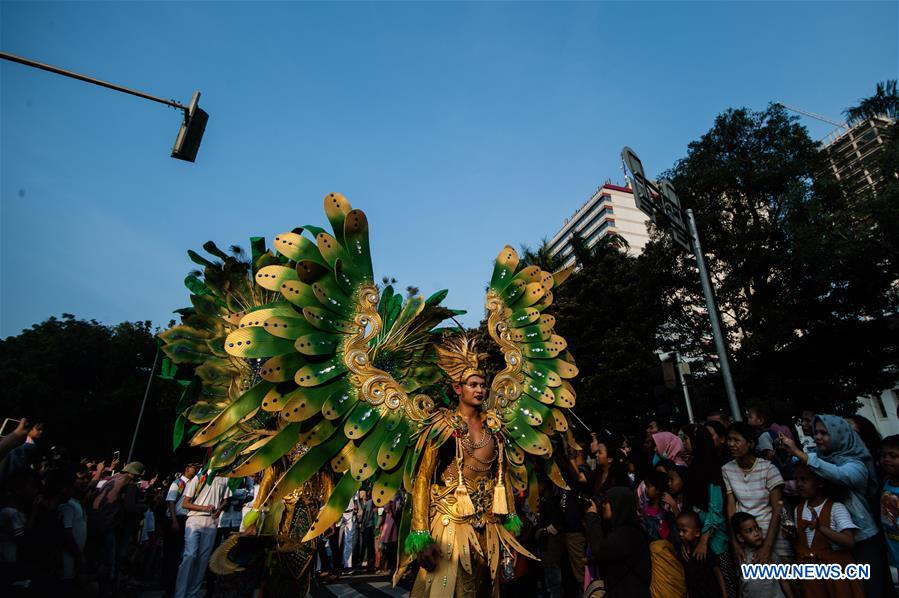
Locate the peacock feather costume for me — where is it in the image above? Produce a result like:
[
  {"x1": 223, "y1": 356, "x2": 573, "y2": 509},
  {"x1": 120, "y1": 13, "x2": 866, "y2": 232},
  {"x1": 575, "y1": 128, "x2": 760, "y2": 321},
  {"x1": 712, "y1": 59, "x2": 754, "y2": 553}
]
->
[{"x1": 160, "y1": 193, "x2": 581, "y2": 597}]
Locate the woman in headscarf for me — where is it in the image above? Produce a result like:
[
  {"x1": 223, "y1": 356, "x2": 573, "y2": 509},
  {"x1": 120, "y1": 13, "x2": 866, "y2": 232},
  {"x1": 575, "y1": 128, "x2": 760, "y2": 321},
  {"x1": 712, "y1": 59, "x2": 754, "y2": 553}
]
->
[
  {"x1": 583, "y1": 487, "x2": 652, "y2": 598},
  {"x1": 651, "y1": 432, "x2": 688, "y2": 467},
  {"x1": 780, "y1": 414, "x2": 895, "y2": 598}
]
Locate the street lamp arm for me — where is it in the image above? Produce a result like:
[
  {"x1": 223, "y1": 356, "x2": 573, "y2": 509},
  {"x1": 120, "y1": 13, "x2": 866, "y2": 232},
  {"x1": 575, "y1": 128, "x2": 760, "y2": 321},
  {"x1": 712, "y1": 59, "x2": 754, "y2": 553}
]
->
[{"x1": 0, "y1": 51, "x2": 189, "y2": 115}]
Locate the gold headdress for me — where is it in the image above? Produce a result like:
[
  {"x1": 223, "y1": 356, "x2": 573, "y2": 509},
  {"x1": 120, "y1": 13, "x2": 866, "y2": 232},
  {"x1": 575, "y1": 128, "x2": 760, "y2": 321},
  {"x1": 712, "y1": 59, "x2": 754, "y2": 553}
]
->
[{"x1": 435, "y1": 333, "x2": 487, "y2": 384}]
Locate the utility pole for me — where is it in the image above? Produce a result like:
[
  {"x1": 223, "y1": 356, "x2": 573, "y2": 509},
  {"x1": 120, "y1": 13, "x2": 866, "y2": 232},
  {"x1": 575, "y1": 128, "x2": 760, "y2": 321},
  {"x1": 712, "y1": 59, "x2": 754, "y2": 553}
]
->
[
  {"x1": 128, "y1": 347, "x2": 160, "y2": 463},
  {"x1": 622, "y1": 147, "x2": 742, "y2": 422},
  {"x1": 1, "y1": 51, "x2": 208, "y2": 162}
]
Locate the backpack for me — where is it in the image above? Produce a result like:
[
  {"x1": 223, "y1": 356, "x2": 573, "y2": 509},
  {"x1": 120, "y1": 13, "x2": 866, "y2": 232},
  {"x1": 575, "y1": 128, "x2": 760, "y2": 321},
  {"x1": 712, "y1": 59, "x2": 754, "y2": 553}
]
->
[{"x1": 86, "y1": 482, "x2": 123, "y2": 534}]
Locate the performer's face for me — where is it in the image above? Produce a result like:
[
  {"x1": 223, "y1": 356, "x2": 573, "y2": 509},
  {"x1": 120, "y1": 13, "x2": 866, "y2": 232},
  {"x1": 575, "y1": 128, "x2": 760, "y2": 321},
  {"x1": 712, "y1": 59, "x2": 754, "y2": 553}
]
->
[{"x1": 453, "y1": 375, "x2": 487, "y2": 408}]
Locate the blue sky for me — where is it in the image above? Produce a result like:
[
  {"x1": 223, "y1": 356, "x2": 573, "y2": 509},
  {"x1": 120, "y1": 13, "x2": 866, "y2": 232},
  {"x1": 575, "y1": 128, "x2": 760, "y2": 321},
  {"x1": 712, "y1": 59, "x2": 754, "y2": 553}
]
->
[{"x1": 2, "y1": 1, "x2": 896, "y2": 338}]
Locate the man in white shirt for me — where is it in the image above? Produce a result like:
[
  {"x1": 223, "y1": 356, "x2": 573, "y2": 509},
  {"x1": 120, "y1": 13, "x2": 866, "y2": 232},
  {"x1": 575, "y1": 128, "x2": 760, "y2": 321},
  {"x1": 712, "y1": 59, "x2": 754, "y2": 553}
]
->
[
  {"x1": 163, "y1": 464, "x2": 197, "y2": 596},
  {"x1": 174, "y1": 471, "x2": 230, "y2": 598}
]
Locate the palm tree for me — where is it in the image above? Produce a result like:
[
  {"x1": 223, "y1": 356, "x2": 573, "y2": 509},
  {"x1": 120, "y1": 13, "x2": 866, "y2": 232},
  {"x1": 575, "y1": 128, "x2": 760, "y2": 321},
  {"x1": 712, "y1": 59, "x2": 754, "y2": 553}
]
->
[
  {"x1": 843, "y1": 79, "x2": 899, "y2": 125},
  {"x1": 519, "y1": 237, "x2": 562, "y2": 271}
]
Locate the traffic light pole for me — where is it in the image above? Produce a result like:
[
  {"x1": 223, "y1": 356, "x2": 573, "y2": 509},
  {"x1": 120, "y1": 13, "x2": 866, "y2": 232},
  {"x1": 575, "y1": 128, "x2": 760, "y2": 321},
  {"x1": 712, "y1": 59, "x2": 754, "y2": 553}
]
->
[
  {"x1": 1, "y1": 51, "x2": 188, "y2": 113},
  {"x1": 1, "y1": 51, "x2": 207, "y2": 162},
  {"x1": 686, "y1": 208, "x2": 742, "y2": 422}
]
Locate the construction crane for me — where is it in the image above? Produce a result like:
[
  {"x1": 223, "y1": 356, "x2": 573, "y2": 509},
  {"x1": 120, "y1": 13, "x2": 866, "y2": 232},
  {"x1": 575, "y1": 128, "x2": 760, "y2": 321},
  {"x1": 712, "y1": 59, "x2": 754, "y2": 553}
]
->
[{"x1": 776, "y1": 102, "x2": 849, "y2": 130}]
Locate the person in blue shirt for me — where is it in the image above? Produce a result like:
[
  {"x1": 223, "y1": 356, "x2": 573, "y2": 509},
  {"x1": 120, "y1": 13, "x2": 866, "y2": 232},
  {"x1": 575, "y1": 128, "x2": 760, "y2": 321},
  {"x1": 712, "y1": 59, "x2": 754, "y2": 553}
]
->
[
  {"x1": 779, "y1": 415, "x2": 894, "y2": 598},
  {"x1": 880, "y1": 435, "x2": 899, "y2": 570}
]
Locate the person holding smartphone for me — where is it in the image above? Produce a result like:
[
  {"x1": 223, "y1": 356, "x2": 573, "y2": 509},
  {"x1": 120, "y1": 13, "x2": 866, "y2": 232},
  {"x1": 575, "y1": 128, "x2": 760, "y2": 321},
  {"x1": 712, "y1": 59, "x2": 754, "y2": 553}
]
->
[{"x1": 173, "y1": 471, "x2": 230, "y2": 598}]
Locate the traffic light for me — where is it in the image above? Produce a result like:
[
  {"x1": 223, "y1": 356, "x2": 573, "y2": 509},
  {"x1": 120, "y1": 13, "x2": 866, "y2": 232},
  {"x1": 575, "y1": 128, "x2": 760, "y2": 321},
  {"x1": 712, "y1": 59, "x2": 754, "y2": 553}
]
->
[{"x1": 171, "y1": 90, "x2": 208, "y2": 163}]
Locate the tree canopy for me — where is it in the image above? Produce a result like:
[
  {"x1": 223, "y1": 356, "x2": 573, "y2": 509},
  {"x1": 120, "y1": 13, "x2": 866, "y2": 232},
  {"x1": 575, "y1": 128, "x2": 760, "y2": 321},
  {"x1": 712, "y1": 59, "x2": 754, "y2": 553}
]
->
[
  {"x1": 0, "y1": 314, "x2": 186, "y2": 471},
  {"x1": 655, "y1": 103, "x2": 898, "y2": 419},
  {"x1": 518, "y1": 101, "x2": 898, "y2": 432}
]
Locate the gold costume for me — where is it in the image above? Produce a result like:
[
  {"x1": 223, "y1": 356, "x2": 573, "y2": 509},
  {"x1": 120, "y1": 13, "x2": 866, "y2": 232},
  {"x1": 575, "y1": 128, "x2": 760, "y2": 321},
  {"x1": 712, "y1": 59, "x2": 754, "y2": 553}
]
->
[
  {"x1": 161, "y1": 196, "x2": 579, "y2": 598},
  {"x1": 394, "y1": 413, "x2": 537, "y2": 598},
  {"x1": 394, "y1": 335, "x2": 537, "y2": 598}
]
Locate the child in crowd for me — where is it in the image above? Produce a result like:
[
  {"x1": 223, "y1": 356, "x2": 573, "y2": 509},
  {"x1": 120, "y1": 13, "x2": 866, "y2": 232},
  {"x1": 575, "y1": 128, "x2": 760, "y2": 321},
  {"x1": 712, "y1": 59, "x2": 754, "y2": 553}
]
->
[
  {"x1": 747, "y1": 404, "x2": 777, "y2": 462},
  {"x1": 881, "y1": 434, "x2": 899, "y2": 570},
  {"x1": 732, "y1": 512, "x2": 793, "y2": 598},
  {"x1": 791, "y1": 464, "x2": 862, "y2": 598},
  {"x1": 640, "y1": 470, "x2": 678, "y2": 544},
  {"x1": 676, "y1": 511, "x2": 723, "y2": 598},
  {"x1": 660, "y1": 460, "x2": 687, "y2": 515}
]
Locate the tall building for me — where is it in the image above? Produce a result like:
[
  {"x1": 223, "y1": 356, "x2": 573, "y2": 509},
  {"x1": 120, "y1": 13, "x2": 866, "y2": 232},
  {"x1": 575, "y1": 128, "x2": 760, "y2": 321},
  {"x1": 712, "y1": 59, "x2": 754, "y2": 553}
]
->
[
  {"x1": 547, "y1": 183, "x2": 651, "y2": 268},
  {"x1": 823, "y1": 116, "x2": 895, "y2": 196}
]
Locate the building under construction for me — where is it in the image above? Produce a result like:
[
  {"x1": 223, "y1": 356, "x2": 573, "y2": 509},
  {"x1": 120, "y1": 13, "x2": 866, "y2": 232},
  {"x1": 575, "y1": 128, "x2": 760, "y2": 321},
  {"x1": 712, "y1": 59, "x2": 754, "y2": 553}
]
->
[{"x1": 822, "y1": 115, "x2": 895, "y2": 196}]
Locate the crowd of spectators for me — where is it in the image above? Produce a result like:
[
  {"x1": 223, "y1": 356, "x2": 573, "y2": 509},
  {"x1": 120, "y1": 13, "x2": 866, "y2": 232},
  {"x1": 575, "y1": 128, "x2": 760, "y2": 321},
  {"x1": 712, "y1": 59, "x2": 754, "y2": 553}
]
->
[
  {"x1": 0, "y1": 418, "x2": 256, "y2": 597},
  {"x1": 313, "y1": 489, "x2": 403, "y2": 580},
  {"x1": 496, "y1": 406, "x2": 899, "y2": 598},
  {"x1": 3, "y1": 404, "x2": 898, "y2": 598}
]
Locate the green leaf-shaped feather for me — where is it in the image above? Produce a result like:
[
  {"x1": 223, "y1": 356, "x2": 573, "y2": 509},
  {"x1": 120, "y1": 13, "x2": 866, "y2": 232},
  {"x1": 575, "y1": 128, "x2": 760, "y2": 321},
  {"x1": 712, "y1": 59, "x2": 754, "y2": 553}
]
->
[
  {"x1": 315, "y1": 231, "x2": 350, "y2": 269},
  {"x1": 192, "y1": 382, "x2": 274, "y2": 446},
  {"x1": 516, "y1": 394, "x2": 550, "y2": 426},
  {"x1": 490, "y1": 245, "x2": 520, "y2": 293},
  {"x1": 342, "y1": 209, "x2": 373, "y2": 284},
  {"x1": 259, "y1": 432, "x2": 347, "y2": 509},
  {"x1": 322, "y1": 385, "x2": 358, "y2": 420},
  {"x1": 349, "y1": 414, "x2": 394, "y2": 481},
  {"x1": 260, "y1": 316, "x2": 316, "y2": 340},
  {"x1": 259, "y1": 352, "x2": 307, "y2": 383},
  {"x1": 295, "y1": 332, "x2": 342, "y2": 356},
  {"x1": 522, "y1": 361, "x2": 562, "y2": 388},
  {"x1": 376, "y1": 416, "x2": 410, "y2": 470},
  {"x1": 302, "y1": 307, "x2": 358, "y2": 334},
  {"x1": 510, "y1": 323, "x2": 550, "y2": 344},
  {"x1": 209, "y1": 438, "x2": 245, "y2": 470},
  {"x1": 295, "y1": 356, "x2": 347, "y2": 387},
  {"x1": 255, "y1": 265, "x2": 299, "y2": 292},
  {"x1": 551, "y1": 381, "x2": 576, "y2": 408},
  {"x1": 324, "y1": 192, "x2": 351, "y2": 248},
  {"x1": 522, "y1": 375, "x2": 555, "y2": 404},
  {"x1": 273, "y1": 231, "x2": 328, "y2": 267},
  {"x1": 503, "y1": 411, "x2": 551, "y2": 456},
  {"x1": 302, "y1": 472, "x2": 362, "y2": 542},
  {"x1": 230, "y1": 422, "x2": 302, "y2": 476},
  {"x1": 282, "y1": 380, "x2": 349, "y2": 422},
  {"x1": 279, "y1": 280, "x2": 319, "y2": 308},
  {"x1": 508, "y1": 308, "x2": 540, "y2": 328},
  {"x1": 311, "y1": 278, "x2": 354, "y2": 317},
  {"x1": 224, "y1": 328, "x2": 295, "y2": 359},
  {"x1": 371, "y1": 466, "x2": 404, "y2": 507},
  {"x1": 344, "y1": 402, "x2": 382, "y2": 440},
  {"x1": 298, "y1": 418, "x2": 339, "y2": 447}
]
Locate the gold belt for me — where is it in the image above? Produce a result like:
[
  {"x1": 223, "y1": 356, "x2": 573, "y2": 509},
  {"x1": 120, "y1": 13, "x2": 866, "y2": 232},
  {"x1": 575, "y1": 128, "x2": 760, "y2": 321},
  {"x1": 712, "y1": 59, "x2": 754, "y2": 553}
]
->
[{"x1": 431, "y1": 476, "x2": 498, "y2": 529}]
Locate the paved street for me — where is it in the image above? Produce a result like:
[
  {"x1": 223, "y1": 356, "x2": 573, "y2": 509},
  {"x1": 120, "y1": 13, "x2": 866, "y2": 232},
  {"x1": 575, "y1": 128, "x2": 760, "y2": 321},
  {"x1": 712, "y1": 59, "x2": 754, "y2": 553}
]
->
[
  {"x1": 137, "y1": 572, "x2": 410, "y2": 598},
  {"x1": 311, "y1": 572, "x2": 410, "y2": 598}
]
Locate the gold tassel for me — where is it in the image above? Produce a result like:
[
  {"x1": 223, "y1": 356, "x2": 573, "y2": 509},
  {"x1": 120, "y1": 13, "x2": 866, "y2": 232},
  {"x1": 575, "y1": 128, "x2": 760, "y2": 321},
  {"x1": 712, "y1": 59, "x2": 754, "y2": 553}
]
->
[
  {"x1": 493, "y1": 439, "x2": 509, "y2": 515},
  {"x1": 454, "y1": 437, "x2": 475, "y2": 516}
]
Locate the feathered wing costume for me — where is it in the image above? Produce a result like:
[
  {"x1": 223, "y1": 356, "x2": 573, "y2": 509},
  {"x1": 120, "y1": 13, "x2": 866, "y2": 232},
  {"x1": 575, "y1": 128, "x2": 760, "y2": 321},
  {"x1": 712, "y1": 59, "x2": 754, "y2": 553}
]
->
[{"x1": 159, "y1": 193, "x2": 580, "y2": 596}]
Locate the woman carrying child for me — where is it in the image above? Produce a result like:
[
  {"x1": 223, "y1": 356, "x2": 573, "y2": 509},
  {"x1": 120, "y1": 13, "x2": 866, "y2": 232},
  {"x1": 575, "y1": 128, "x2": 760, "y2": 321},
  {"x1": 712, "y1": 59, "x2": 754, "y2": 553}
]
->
[
  {"x1": 721, "y1": 422, "x2": 792, "y2": 563},
  {"x1": 680, "y1": 424, "x2": 735, "y2": 597}
]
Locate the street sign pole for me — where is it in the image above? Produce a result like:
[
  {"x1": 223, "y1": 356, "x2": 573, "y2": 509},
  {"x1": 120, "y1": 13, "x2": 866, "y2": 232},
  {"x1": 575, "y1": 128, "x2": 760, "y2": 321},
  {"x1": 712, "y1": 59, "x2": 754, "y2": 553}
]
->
[
  {"x1": 621, "y1": 147, "x2": 742, "y2": 422},
  {"x1": 685, "y1": 209, "x2": 742, "y2": 422}
]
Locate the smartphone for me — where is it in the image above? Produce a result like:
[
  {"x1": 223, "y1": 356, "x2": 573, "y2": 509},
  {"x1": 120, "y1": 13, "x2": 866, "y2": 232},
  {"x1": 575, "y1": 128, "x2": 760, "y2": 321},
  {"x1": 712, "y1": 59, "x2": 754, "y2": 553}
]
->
[
  {"x1": 113, "y1": 450, "x2": 121, "y2": 462},
  {"x1": 0, "y1": 418, "x2": 21, "y2": 437}
]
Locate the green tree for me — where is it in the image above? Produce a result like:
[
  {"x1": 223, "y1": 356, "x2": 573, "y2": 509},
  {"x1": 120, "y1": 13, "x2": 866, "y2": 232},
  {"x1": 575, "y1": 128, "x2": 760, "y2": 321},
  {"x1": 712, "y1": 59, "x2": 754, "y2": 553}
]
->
[
  {"x1": 844, "y1": 79, "x2": 899, "y2": 125},
  {"x1": 658, "y1": 103, "x2": 899, "y2": 419},
  {"x1": 519, "y1": 237, "x2": 562, "y2": 271},
  {"x1": 545, "y1": 234, "x2": 679, "y2": 430},
  {"x1": 0, "y1": 314, "x2": 185, "y2": 470}
]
